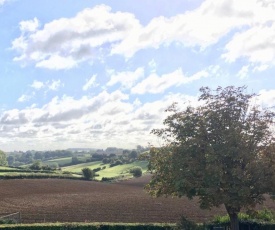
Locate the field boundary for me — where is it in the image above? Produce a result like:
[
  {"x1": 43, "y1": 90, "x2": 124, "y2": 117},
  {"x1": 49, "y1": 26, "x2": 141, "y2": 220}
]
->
[
  {"x1": 0, "y1": 212, "x2": 21, "y2": 224},
  {"x1": 0, "y1": 222, "x2": 176, "y2": 229}
]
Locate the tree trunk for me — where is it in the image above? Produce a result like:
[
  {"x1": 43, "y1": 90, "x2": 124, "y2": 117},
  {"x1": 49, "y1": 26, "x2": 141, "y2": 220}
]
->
[{"x1": 225, "y1": 205, "x2": 240, "y2": 230}]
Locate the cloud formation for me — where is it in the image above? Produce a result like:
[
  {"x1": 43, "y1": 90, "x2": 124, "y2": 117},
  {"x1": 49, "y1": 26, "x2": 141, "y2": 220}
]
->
[
  {"x1": 1, "y1": 89, "x2": 197, "y2": 150},
  {"x1": 12, "y1": 5, "x2": 141, "y2": 69},
  {"x1": 0, "y1": 0, "x2": 8, "y2": 6},
  {"x1": 11, "y1": 1, "x2": 275, "y2": 69},
  {"x1": 131, "y1": 68, "x2": 209, "y2": 94},
  {"x1": 83, "y1": 75, "x2": 98, "y2": 91},
  {"x1": 107, "y1": 67, "x2": 144, "y2": 89}
]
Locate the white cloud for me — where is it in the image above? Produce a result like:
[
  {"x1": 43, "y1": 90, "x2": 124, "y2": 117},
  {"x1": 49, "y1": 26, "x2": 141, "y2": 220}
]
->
[
  {"x1": 237, "y1": 65, "x2": 250, "y2": 79},
  {"x1": 18, "y1": 94, "x2": 32, "y2": 103},
  {"x1": 148, "y1": 59, "x2": 157, "y2": 73},
  {"x1": 0, "y1": 0, "x2": 7, "y2": 6},
  {"x1": 131, "y1": 68, "x2": 208, "y2": 94},
  {"x1": 83, "y1": 75, "x2": 98, "y2": 91},
  {"x1": 31, "y1": 80, "x2": 44, "y2": 89},
  {"x1": 257, "y1": 89, "x2": 275, "y2": 108},
  {"x1": 252, "y1": 64, "x2": 269, "y2": 72},
  {"x1": 31, "y1": 79, "x2": 62, "y2": 91},
  {"x1": 112, "y1": 0, "x2": 275, "y2": 57},
  {"x1": 35, "y1": 55, "x2": 77, "y2": 70},
  {"x1": 12, "y1": 5, "x2": 141, "y2": 69},
  {"x1": 11, "y1": 1, "x2": 275, "y2": 68},
  {"x1": 0, "y1": 86, "x2": 199, "y2": 151},
  {"x1": 107, "y1": 67, "x2": 144, "y2": 89},
  {"x1": 19, "y1": 18, "x2": 39, "y2": 33},
  {"x1": 223, "y1": 23, "x2": 275, "y2": 65},
  {"x1": 48, "y1": 80, "x2": 62, "y2": 91}
]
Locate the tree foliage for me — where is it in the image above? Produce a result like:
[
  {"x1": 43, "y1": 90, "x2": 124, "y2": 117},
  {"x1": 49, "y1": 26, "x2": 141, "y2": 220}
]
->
[
  {"x1": 130, "y1": 166, "x2": 143, "y2": 177},
  {"x1": 146, "y1": 86, "x2": 275, "y2": 230},
  {"x1": 82, "y1": 167, "x2": 95, "y2": 180},
  {"x1": 0, "y1": 150, "x2": 7, "y2": 166}
]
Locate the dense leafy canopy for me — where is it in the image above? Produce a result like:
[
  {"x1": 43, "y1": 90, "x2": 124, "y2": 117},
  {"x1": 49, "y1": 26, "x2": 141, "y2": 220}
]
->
[{"x1": 146, "y1": 86, "x2": 275, "y2": 230}]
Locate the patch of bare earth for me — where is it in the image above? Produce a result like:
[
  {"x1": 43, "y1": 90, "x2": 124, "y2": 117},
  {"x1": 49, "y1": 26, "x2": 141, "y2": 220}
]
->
[{"x1": 0, "y1": 175, "x2": 274, "y2": 223}]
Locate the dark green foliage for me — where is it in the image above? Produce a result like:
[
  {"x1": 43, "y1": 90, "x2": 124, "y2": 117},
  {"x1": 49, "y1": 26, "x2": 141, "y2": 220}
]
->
[
  {"x1": 176, "y1": 216, "x2": 207, "y2": 230},
  {"x1": 0, "y1": 173, "x2": 80, "y2": 180},
  {"x1": 93, "y1": 167, "x2": 101, "y2": 172},
  {"x1": 147, "y1": 86, "x2": 275, "y2": 230},
  {"x1": 0, "y1": 222, "x2": 175, "y2": 229},
  {"x1": 7, "y1": 156, "x2": 15, "y2": 166},
  {"x1": 0, "y1": 150, "x2": 7, "y2": 166},
  {"x1": 130, "y1": 166, "x2": 142, "y2": 177},
  {"x1": 102, "y1": 158, "x2": 110, "y2": 164},
  {"x1": 101, "y1": 177, "x2": 116, "y2": 182},
  {"x1": 81, "y1": 167, "x2": 95, "y2": 180},
  {"x1": 92, "y1": 153, "x2": 106, "y2": 161},
  {"x1": 29, "y1": 161, "x2": 42, "y2": 170},
  {"x1": 71, "y1": 156, "x2": 79, "y2": 164},
  {"x1": 129, "y1": 150, "x2": 138, "y2": 159},
  {"x1": 0, "y1": 219, "x2": 16, "y2": 224},
  {"x1": 110, "y1": 160, "x2": 123, "y2": 167}
]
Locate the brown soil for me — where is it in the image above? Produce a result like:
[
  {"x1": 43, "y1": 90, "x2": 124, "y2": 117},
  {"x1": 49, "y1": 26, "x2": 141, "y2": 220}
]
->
[{"x1": 0, "y1": 175, "x2": 274, "y2": 223}]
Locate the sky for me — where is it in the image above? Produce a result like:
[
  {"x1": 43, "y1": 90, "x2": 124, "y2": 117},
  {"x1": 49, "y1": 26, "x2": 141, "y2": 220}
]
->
[{"x1": 1, "y1": 0, "x2": 275, "y2": 151}]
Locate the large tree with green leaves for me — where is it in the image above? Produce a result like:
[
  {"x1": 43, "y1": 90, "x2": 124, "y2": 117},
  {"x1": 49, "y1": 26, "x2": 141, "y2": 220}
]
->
[{"x1": 146, "y1": 86, "x2": 275, "y2": 230}]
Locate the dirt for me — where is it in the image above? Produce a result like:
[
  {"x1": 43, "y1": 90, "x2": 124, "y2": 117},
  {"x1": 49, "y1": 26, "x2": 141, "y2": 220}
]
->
[{"x1": 0, "y1": 175, "x2": 274, "y2": 224}]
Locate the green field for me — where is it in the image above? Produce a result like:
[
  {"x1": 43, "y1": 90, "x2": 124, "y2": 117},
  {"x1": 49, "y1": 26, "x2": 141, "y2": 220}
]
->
[
  {"x1": 1, "y1": 160, "x2": 148, "y2": 181},
  {"x1": 44, "y1": 157, "x2": 72, "y2": 166},
  {"x1": 0, "y1": 166, "x2": 20, "y2": 170},
  {"x1": 61, "y1": 160, "x2": 148, "y2": 180},
  {"x1": 61, "y1": 161, "x2": 103, "y2": 173}
]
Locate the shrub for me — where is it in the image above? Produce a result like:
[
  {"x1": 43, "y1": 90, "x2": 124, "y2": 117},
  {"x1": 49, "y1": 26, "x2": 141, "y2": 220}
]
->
[
  {"x1": 176, "y1": 216, "x2": 205, "y2": 230},
  {"x1": 110, "y1": 160, "x2": 123, "y2": 167},
  {"x1": 29, "y1": 161, "x2": 42, "y2": 170},
  {"x1": 101, "y1": 177, "x2": 115, "y2": 182},
  {"x1": 81, "y1": 168, "x2": 94, "y2": 180},
  {"x1": 130, "y1": 167, "x2": 142, "y2": 177},
  {"x1": 92, "y1": 167, "x2": 101, "y2": 172}
]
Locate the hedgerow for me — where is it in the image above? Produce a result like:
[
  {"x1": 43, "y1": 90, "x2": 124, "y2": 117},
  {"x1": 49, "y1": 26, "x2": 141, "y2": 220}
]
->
[
  {"x1": 0, "y1": 173, "x2": 81, "y2": 180},
  {"x1": 0, "y1": 222, "x2": 176, "y2": 230}
]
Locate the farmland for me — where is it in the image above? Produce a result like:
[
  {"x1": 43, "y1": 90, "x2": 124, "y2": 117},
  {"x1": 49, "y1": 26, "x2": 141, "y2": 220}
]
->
[
  {"x1": 62, "y1": 160, "x2": 148, "y2": 180},
  {"x1": 0, "y1": 175, "x2": 275, "y2": 224}
]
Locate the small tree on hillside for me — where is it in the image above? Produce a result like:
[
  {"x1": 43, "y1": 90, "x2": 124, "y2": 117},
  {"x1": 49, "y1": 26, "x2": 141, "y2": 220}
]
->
[
  {"x1": 82, "y1": 167, "x2": 95, "y2": 180},
  {"x1": 29, "y1": 160, "x2": 42, "y2": 170},
  {"x1": 146, "y1": 86, "x2": 275, "y2": 230},
  {"x1": 130, "y1": 166, "x2": 142, "y2": 177}
]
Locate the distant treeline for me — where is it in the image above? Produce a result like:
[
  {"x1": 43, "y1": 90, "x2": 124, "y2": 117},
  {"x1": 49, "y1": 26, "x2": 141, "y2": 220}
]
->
[{"x1": 6, "y1": 145, "x2": 149, "y2": 167}]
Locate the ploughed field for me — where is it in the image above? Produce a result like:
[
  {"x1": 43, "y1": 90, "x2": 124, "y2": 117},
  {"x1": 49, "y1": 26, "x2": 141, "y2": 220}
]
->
[{"x1": 0, "y1": 175, "x2": 274, "y2": 224}]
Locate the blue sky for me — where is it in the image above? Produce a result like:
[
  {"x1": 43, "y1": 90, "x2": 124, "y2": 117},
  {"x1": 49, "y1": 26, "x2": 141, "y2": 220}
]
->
[{"x1": 1, "y1": 0, "x2": 275, "y2": 151}]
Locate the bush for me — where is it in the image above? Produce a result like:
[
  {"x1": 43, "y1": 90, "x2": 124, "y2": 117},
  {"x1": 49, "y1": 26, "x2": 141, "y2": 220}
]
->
[
  {"x1": 130, "y1": 167, "x2": 142, "y2": 177},
  {"x1": 29, "y1": 161, "x2": 42, "y2": 170},
  {"x1": 110, "y1": 160, "x2": 123, "y2": 167},
  {"x1": 101, "y1": 177, "x2": 116, "y2": 182},
  {"x1": 0, "y1": 222, "x2": 176, "y2": 229},
  {"x1": 92, "y1": 167, "x2": 101, "y2": 172},
  {"x1": 177, "y1": 216, "x2": 204, "y2": 230},
  {"x1": 81, "y1": 168, "x2": 94, "y2": 180}
]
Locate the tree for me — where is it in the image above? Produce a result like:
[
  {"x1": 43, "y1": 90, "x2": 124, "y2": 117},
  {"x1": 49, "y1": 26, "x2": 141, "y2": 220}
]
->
[
  {"x1": 146, "y1": 86, "x2": 275, "y2": 230},
  {"x1": 0, "y1": 150, "x2": 7, "y2": 166},
  {"x1": 129, "y1": 150, "x2": 138, "y2": 159},
  {"x1": 71, "y1": 156, "x2": 79, "y2": 164},
  {"x1": 130, "y1": 166, "x2": 142, "y2": 177},
  {"x1": 7, "y1": 155, "x2": 15, "y2": 166},
  {"x1": 82, "y1": 167, "x2": 95, "y2": 180},
  {"x1": 29, "y1": 161, "x2": 42, "y2": 170}
]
